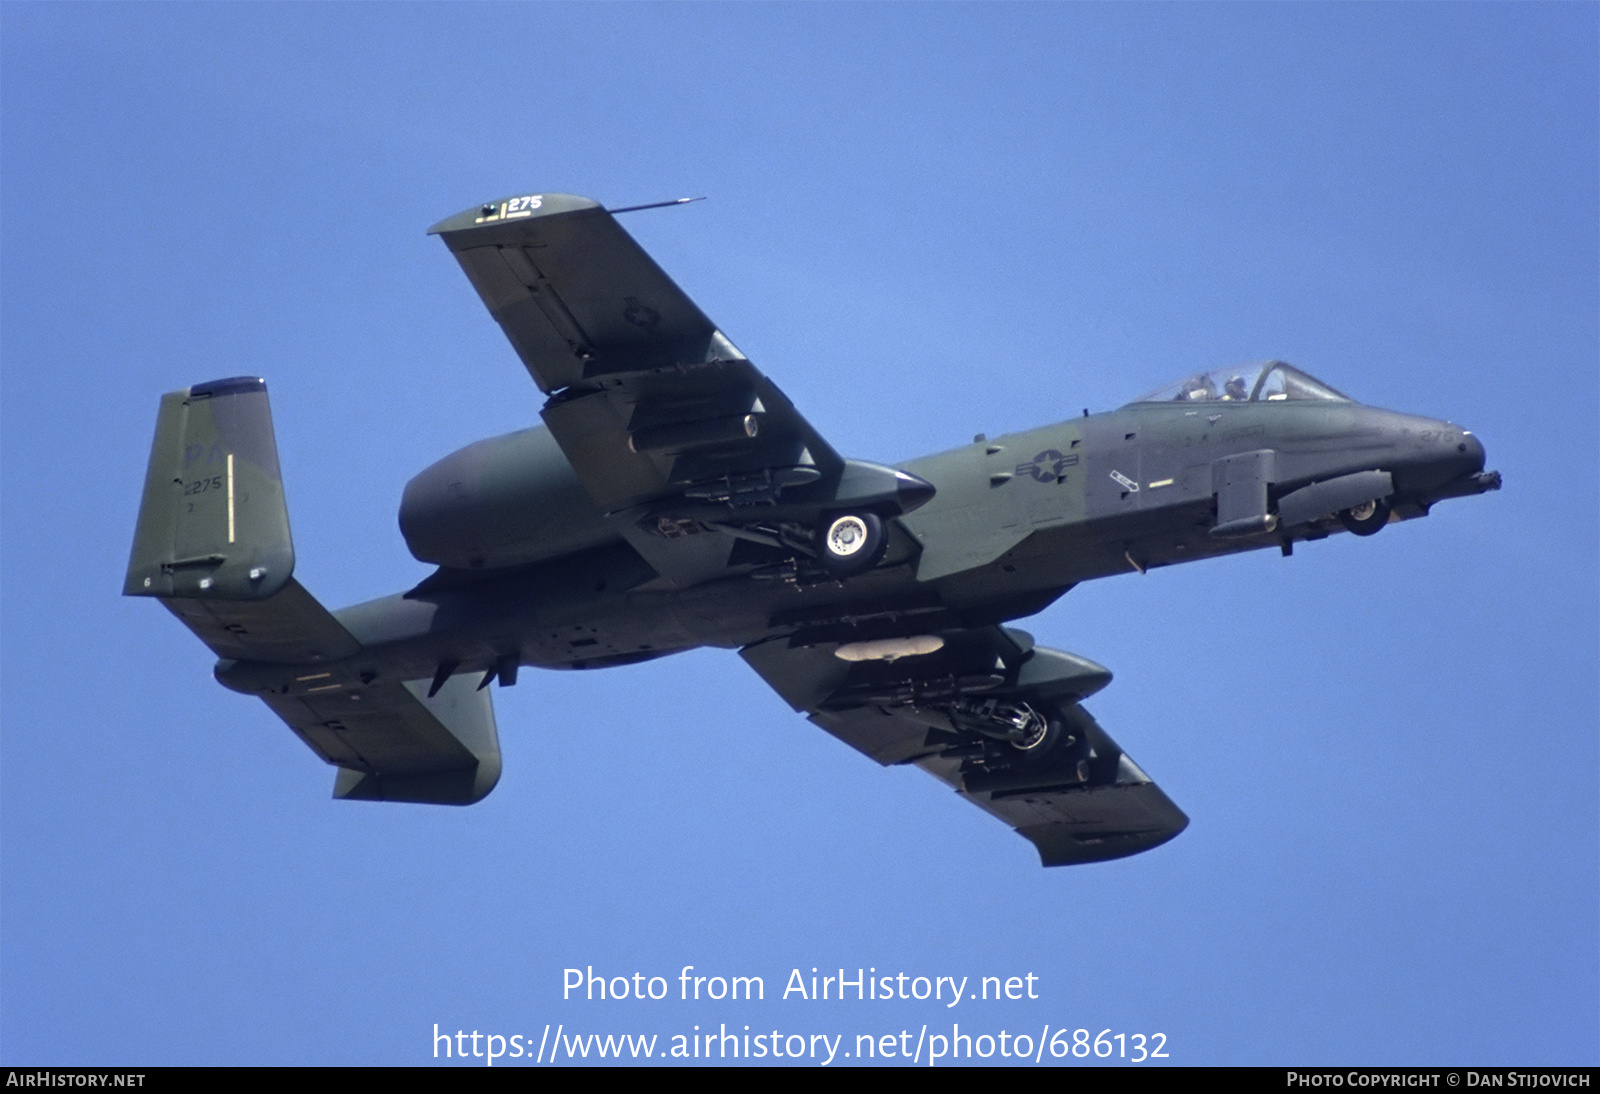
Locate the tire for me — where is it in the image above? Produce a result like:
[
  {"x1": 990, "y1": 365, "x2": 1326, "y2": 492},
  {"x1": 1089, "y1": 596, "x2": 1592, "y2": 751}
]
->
[
  {"x1": 1011, "y1": 714, "x2": 1059, "y2": 755},
  {"x1": 1337, "y1": 496, "x2": 1392, "y2": 536},
  {"x1": 815, "y1": 512, "x2": 888, "y2": 576}
]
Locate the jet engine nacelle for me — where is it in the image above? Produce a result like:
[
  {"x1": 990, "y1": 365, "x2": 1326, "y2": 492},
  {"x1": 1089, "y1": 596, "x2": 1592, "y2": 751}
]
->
[{"x1": 399, "y1": 426, "x2": 617, "y2": 571}]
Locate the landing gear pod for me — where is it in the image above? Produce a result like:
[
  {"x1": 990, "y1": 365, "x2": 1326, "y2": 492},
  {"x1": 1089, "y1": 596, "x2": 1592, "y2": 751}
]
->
[{"x1": 816, "y1": 512, "x2": 887, "y2": 576}]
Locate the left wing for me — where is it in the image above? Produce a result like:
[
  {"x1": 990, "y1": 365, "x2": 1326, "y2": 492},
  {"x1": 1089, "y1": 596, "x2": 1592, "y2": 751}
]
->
[
  {"x1": 430, "y1": 194, "x2": 929, "y2": 587},
  {"x1": 741, "y1": 627, "x2": 1188, "y2": 867}
]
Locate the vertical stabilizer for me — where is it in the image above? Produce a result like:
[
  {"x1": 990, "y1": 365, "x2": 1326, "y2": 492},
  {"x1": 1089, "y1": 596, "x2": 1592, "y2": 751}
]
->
[{"x1": 125, "y1": 377, "x2": 293, "y2": 600}]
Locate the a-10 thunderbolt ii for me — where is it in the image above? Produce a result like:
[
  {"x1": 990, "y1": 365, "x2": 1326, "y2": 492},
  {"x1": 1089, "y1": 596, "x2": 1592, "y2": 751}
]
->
[{"x1": 125, "y1": 192, "x2": 1501, "y2": 867}]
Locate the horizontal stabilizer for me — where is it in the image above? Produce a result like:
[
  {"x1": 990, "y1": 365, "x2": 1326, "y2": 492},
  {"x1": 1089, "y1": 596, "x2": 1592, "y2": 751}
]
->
[
  {"x1": 199, "y1": 596, "x2": 500, "y2": 805},
  {"x1": 164, "y1": 578, "x2": 362, "y2": 664},
  {"x1": 200, "y1": 599, "x2": 501, "y2": 804},
  {"x1": 273, "y1": 674, "x2": 502, "y2": 806},
  {"x1": 213, "y1": 633, "x2": 501, "y2": 805}
]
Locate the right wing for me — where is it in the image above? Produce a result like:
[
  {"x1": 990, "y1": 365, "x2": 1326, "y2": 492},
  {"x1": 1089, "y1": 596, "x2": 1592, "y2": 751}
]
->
[{"x1": 741, "y1": 626, "x2": 1188, "y2": 867}]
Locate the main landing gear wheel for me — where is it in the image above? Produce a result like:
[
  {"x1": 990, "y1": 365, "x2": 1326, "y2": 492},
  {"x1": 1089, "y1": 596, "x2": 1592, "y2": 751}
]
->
[
  {"x1": 1007, "y1": 717, "x2": 1089, "y2": 782},
  {"x1": 1011, "y1": 713, "x2": 1058, "y2": 754},
  {"x1": 1338, "y1": 496, "x2": 1392, "y2": 536},
  {"x1": 816, "y1": 512, "x2": 888, "y2": 577}
]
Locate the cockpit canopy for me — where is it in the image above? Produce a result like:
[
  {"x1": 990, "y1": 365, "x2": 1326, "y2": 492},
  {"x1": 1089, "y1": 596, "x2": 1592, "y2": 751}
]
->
[{"x1": 1129, "y1": 361, "x2": 1351, "y2": 406}]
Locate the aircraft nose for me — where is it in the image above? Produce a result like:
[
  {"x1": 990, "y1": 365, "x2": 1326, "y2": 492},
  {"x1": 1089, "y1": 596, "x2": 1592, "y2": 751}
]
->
[
  {"x1": 1394, "y1": 420, "x2": 1500, "y2": 505},
  {"x1": 1385, "y1": 417, "x2": 1488, "y2": 497},
  {"x1": 1438, "y1": 426, "x2": 1486, "y2": 482}
]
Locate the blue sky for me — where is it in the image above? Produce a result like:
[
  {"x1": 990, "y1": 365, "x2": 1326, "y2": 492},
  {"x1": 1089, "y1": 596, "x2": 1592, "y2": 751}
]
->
[{"x1": 2, "y1": 3, "x2": 1595, "y2": 1066}]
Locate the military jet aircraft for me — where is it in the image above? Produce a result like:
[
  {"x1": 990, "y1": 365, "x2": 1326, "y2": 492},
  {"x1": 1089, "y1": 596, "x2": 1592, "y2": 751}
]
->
[{"x1": 125, "y1": 192, "x2": 1501, "y2": 867}]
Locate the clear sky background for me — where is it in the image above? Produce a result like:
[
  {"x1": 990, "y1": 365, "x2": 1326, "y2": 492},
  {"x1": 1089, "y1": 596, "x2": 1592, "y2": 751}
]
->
[{"x1": 2, "y1": 3, "x2": 1595, "y2": 1067}]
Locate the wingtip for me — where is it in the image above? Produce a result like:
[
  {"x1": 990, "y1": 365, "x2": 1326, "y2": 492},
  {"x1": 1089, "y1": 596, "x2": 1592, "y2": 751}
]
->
[{"x1": 426, "y1": 192, "x2": 601, "y2": 236}]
